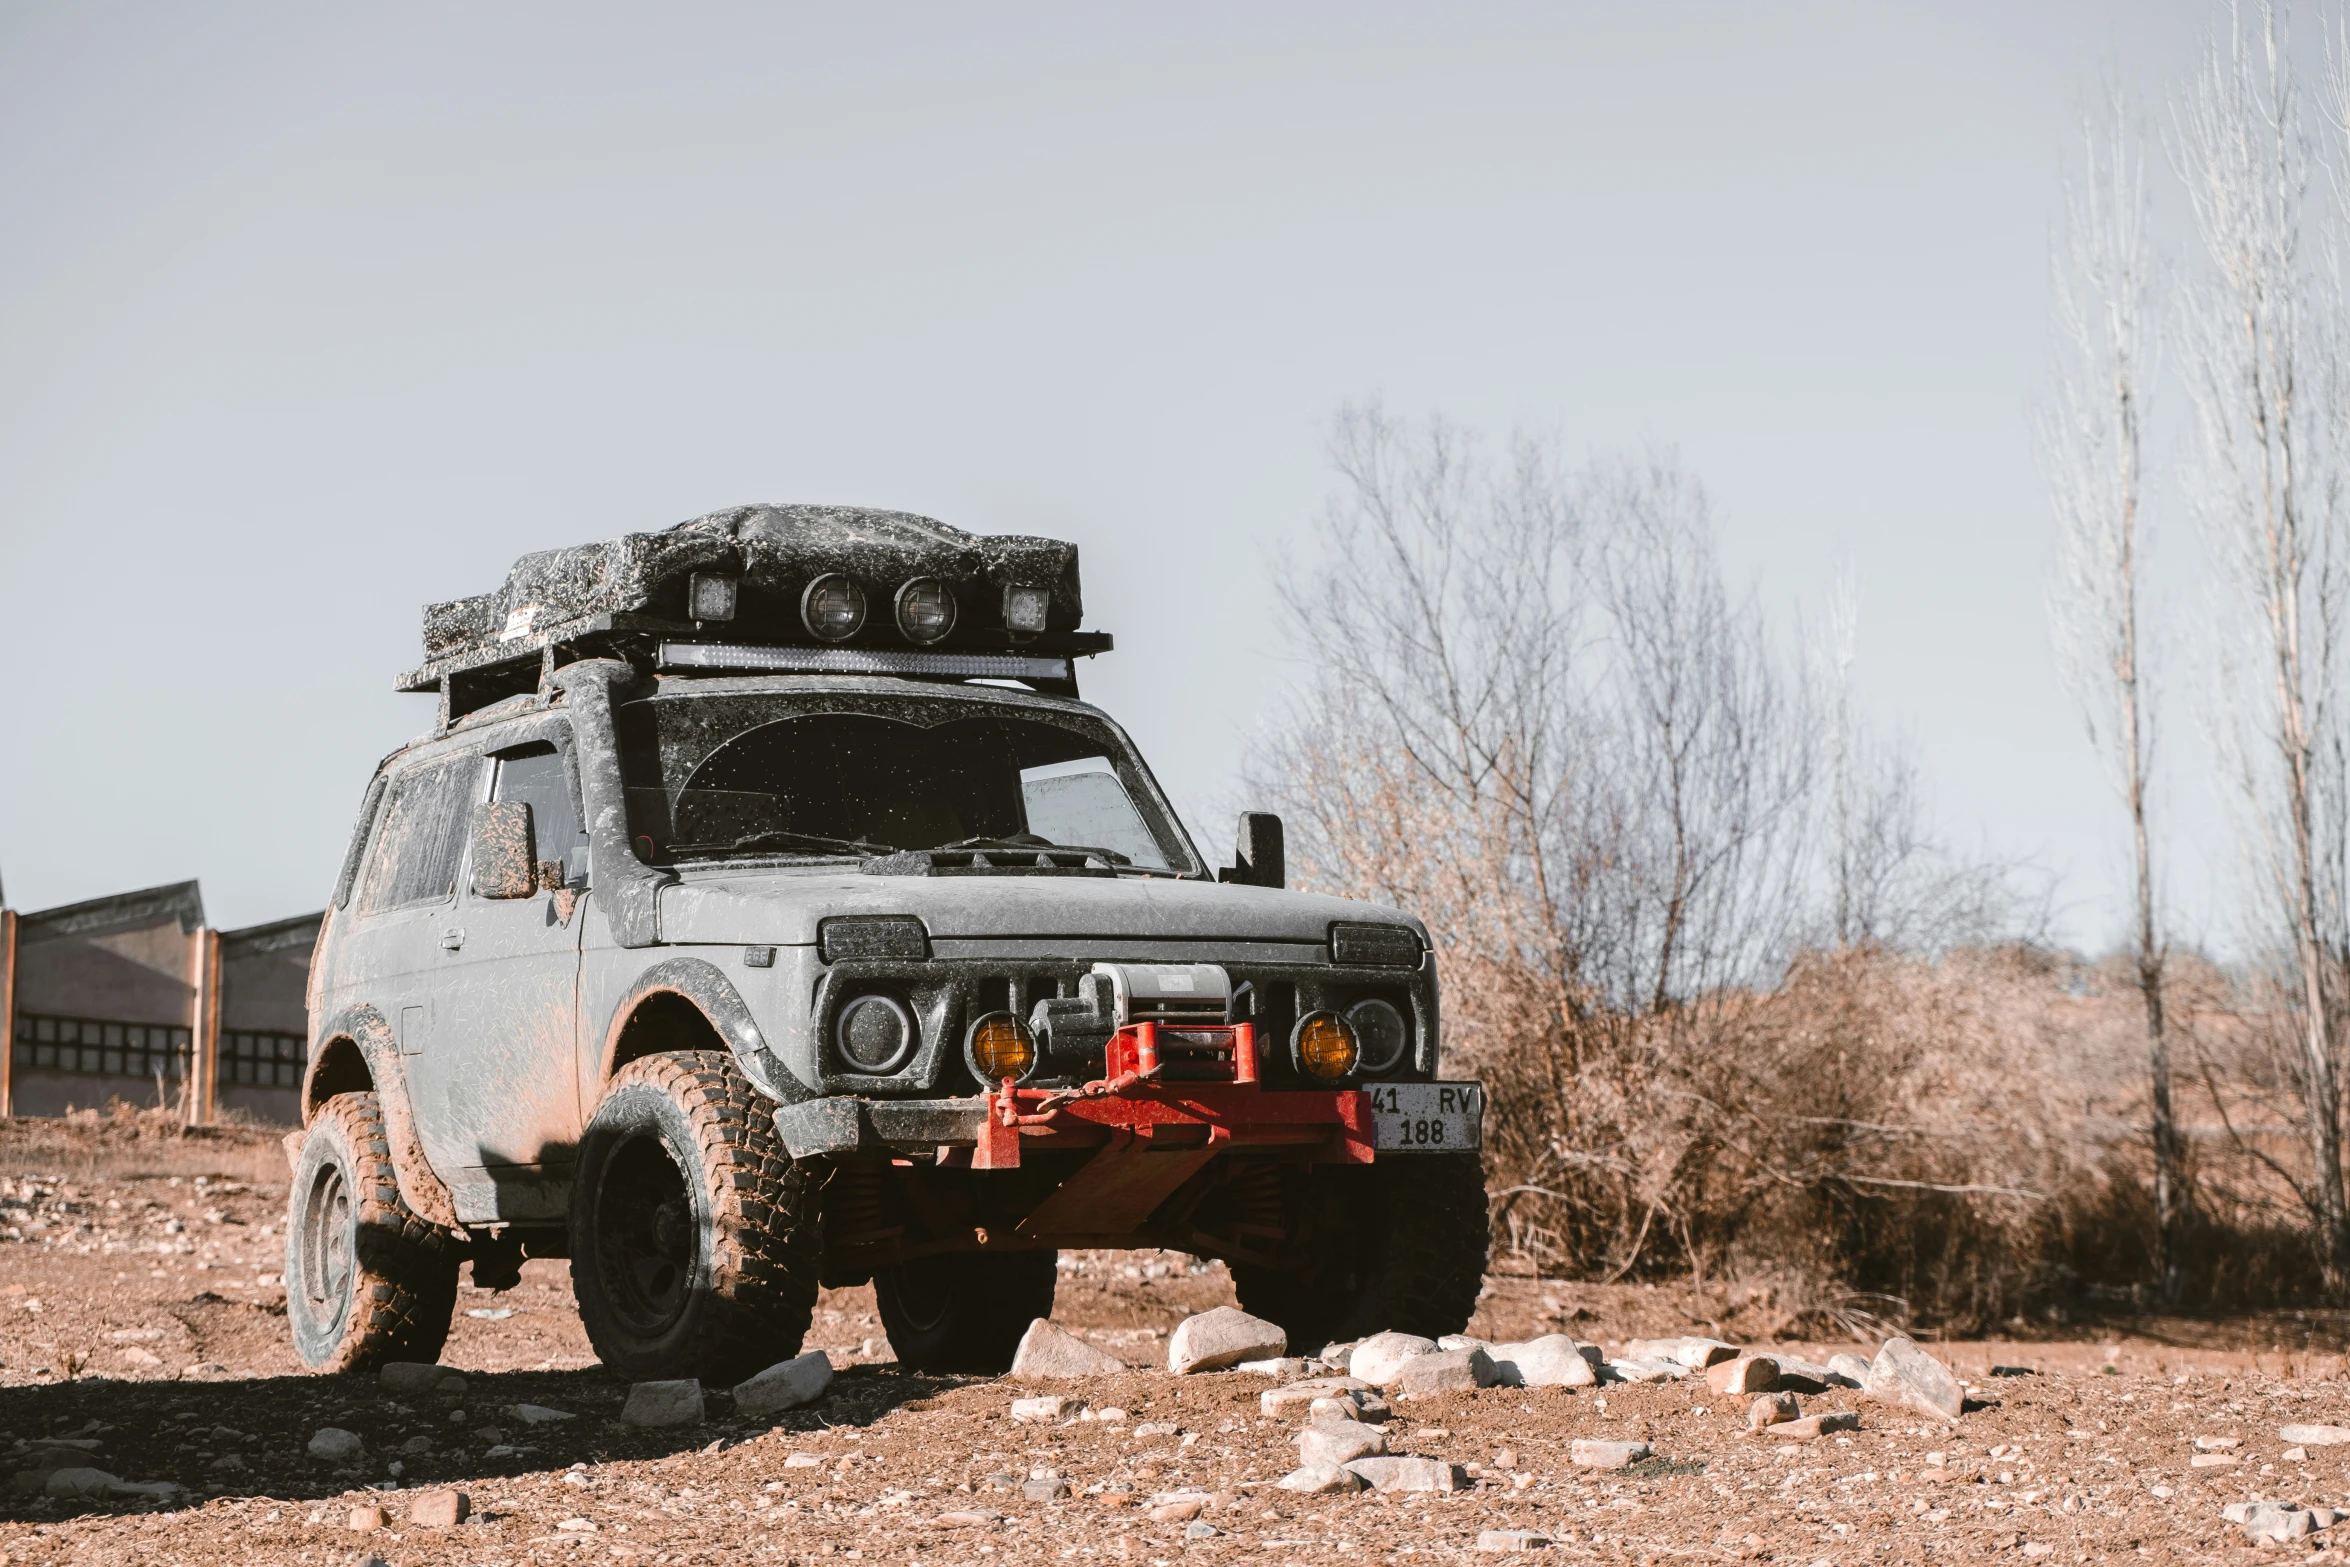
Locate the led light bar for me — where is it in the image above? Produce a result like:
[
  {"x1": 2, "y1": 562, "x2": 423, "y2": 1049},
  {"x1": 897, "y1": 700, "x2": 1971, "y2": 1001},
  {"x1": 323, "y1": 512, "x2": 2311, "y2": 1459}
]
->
[{"x1": 659, "y1": 642, "x2": 1074, "y2": 682}]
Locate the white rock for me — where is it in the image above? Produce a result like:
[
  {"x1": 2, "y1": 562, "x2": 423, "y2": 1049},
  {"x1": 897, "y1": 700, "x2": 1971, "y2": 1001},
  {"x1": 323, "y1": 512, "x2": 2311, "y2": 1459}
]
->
[
  {"x1": 733, "y1": 1351, "x2": 833, "y2": 1416},
  {"x1": 1011, "y1": 1319, "x2": 1129, "y2": 1378},
  {"x1": 379, "y1": 1361, "x2": 466, "y2": 1398},
  {"x1": 43, "y1": 1468, "x2": 120, "y2": 1499},
  {"x1": 1278, "y1": 1465, "x2": 1363, "y2": 1493},
  {"x1": 1309, "y1": 1392, "x2": 1390, "y2": 1424},
  {"x1": 1825, "y1": 1352, "x2": 1872, "y2": 1385},
  {"x1": 1167, "y1": 1306, "x2": 1286, "y2": 1374},
  {"x1": 505, "y1": 1403, "x2": 576, "y2": 1426},
  {"x1": 1012, "y1": 1394, "x2": 1084, "y2": 1423},
  {"x1": 1770, "y1": 1355, "x2": 1839, "y2": 1389},
  {"x1": 1344, "y1": 1455, "x2": 1461, "y2": 1492},
  {"x1": 1600, "y1": 1358, "x2": 1684, "y2": 1384},
  {"x1": 1348, "y1": 1331, "x2": 1439, "y2": 1386},
  {"x1": 1260, "y1": 1376, "x2": 1375, "y2": 1419},
  {"x1": 1569, "y1": 1438, "x2": 1652, "y2": 1469},
  {"x1": 1488, "y1": 1335, "x2": 1596, "y2": 1388},
  {"x1": 620, "y1": 1379, "x2": 704, "y2": 1428},
  {"x1": 1297, "y1": 1421, "x2": 1387, "y2": 1469},
  {"x1": 1863, "y1": 1338, "x2": 1962, "y2": 1424},
  {"x1": 306, "y1": 1428, "x2": 365, "y2": 1462},
  {"x1": 2281, "y1": 1424, "x2": 2350, "y2": 1446},
  {"x1": 1237, "y1": 1356, "x2": 1317, "y2": 1378},
  {"x1": 1478, "y1": 1529, "x2": 1554, "y2": 1551},
  {"x1": 1393, "y1": 1347, "x2": 1499, "y2": 1398}
]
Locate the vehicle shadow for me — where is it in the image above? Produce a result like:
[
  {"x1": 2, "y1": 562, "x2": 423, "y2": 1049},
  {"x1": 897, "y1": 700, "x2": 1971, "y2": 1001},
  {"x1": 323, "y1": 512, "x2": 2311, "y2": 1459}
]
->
[{"x1": 2, "y1": 1360, "x2": 981, "y2": 1525}]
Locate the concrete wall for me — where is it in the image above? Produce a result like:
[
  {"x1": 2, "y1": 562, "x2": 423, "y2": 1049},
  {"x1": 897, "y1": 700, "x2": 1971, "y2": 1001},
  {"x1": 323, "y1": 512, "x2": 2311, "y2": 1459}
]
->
[
  {"x1": 1, "y1": 883, "x2": 320, "y2": 1127},
  {"x1": 214, "y1": 913, "x2": 321, "y2": 1126}
]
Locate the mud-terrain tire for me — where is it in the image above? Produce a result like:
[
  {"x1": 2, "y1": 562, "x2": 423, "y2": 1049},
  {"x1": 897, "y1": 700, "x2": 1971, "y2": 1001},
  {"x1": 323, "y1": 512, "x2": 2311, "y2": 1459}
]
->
[
  {"x1": 874, "y1": 1249, "x2": 1058, "y2": 1373},
  {"x1": 284, "y1": 1091, "x2": 460, "y2": 1372},
  {"x1": 570, "y1": 1050, "x2": 821, "y2": 1382},
  {"x1": 1230, "y1": 1151, "x2": 1489, "y2": 1352}
]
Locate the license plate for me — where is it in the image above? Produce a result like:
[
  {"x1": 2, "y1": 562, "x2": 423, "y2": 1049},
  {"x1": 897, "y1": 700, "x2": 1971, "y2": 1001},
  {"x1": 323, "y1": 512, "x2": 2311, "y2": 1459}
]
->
[{"x1": 1367, "y1": 1081, "x2": 1483, "y2": 1151}]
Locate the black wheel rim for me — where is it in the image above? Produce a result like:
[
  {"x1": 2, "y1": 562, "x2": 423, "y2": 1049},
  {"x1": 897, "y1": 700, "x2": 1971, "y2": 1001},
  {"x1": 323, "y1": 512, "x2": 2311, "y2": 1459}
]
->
[
  {"x1": 299, "y1": 1160, "x2": 353, "y2": 1324},
  {"x1": 596, "y1": 1134, "x2": 697, "y2": 1338}
]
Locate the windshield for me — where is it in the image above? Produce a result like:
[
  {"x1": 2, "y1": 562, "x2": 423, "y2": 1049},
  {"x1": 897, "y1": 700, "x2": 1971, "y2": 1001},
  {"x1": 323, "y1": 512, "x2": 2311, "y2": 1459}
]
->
[{"x1": 616, "y1": 690, "x2": 1195, "y2": 873}]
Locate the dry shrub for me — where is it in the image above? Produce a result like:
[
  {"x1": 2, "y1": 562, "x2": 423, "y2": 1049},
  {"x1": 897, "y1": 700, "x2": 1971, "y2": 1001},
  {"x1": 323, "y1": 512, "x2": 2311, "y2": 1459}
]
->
[{"x1": 1462, "y1": 940, "x2": 2320, "y2": 1333}]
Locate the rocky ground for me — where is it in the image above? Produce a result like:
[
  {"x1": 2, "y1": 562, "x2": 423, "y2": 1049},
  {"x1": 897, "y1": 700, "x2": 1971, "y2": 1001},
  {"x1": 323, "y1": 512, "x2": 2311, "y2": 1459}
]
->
[{"x1": 5, "y1": 1114, "x2": 2350, "y2": 1564}]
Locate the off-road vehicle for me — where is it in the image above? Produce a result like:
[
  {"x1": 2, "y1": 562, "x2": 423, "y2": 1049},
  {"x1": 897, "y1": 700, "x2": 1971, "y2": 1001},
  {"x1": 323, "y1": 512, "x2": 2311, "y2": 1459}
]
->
[{"x1": 284, "y1": 505, "x2": 1487, "y2": 1379}]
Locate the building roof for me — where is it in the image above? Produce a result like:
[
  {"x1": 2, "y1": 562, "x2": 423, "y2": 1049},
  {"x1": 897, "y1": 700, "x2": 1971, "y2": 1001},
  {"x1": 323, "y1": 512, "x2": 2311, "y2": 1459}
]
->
[
  {"x1": 220, "y1": 912, "x2": 325, "y2": 958},
  {"x1": 18, "y1": 880, "x2": 206, "y2": 943}
]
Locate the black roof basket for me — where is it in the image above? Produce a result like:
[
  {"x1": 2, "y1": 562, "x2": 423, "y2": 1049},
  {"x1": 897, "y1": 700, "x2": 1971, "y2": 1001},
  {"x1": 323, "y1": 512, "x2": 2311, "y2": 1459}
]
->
[{"x1": 398, "y1": 504, "x2": 1112, "y2": 726}]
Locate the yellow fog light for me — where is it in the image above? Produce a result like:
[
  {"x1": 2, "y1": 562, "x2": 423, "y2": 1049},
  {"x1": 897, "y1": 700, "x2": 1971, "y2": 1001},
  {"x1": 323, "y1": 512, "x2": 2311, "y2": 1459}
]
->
[
  {"x1": 967, "y1": 1012, "x2": 1037, "y2": 1083},
  {"x1": 1293, "y1": 1011, "x2": 1359, "y2": 1081}
]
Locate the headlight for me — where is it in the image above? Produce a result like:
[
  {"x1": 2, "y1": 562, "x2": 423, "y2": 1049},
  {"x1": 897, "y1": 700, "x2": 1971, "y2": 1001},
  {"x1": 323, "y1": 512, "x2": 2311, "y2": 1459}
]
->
[
  {"x1": 895, "y1": 578, "x2": 958, "y2": 644},
  {"x1": 965, "y1": 1011, "x2": 1037, "y2": 1083},
  {"x1": 1002, "y1": 583, "x2": 1051, "y2": 638},
  {"x1": 1346, "y1": 998, "x2": 1410, "y2": 1075},
  {"x1": 1292, "y1": 1010, "x2": 1359, "y2": 1081},
  {"x1": 835, "y1": 993, "x2": 915, "y2": 1073},
  {"x1": 801, "y1": 574, "x2": 868, "y2": 642}
]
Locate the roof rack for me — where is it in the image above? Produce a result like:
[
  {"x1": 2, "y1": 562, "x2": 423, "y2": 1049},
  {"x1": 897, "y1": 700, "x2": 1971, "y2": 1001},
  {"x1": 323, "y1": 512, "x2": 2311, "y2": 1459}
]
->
[{"x1": 398, "y1": 504, "x2": 1112, "y2": 726}]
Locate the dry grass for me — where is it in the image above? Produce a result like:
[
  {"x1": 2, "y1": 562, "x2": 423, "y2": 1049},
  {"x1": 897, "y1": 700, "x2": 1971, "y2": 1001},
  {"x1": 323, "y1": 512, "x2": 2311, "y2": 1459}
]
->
[
  {"x1": 0, "y1": 1100, "x2": 287, "y2": 1185},
  {"x1": 1457, "y1": 940, "x2": 2318, "y2": 1334}
]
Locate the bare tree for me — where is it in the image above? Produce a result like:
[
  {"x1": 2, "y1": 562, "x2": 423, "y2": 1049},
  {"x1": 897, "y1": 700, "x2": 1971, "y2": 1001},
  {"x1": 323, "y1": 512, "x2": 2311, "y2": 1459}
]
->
[
  {"x1": 2043, "y1": 78, "x2": 2184, "y2": 1300},
  {"x1": 2173, "y1": 0, "x2": 2350, "y2": 1292}
]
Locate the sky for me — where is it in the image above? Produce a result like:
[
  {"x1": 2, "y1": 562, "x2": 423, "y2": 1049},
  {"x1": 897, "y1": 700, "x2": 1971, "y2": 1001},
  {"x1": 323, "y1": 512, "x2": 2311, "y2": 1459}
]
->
[{"x1": 0, "y1": 0, "x2": 2228, "y2": 946}]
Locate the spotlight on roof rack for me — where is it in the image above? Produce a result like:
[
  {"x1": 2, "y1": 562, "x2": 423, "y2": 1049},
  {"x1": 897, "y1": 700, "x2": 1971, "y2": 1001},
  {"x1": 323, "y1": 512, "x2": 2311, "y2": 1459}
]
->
[
  {"x1": 686, "y1": 572, "x2": 737, "y2": 622},
  {"x1": 895, "y1": 578, "x2": 958, "y2": 645},
  {"x1": 1003, "y1": 583, "x2": 1050, "y2": 640},
  {"x1": 801, "y1": 574, "x2": 867, "y2": 642}
]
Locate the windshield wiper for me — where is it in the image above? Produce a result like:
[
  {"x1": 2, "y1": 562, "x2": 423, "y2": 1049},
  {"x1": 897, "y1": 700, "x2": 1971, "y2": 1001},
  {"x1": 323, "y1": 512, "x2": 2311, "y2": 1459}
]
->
[
  {"x1": 939, "y1": 835, "x2": 1137, "y2": 867},
  {"x1": 669, "y1": 829, "x2": 895, "y2": 858}
]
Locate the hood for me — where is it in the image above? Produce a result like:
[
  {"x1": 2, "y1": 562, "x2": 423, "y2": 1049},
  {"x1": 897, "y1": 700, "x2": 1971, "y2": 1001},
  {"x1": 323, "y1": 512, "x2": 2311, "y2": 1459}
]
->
[{"x1": 654, "y1": 869, "x2": 1421, "y2": 951}]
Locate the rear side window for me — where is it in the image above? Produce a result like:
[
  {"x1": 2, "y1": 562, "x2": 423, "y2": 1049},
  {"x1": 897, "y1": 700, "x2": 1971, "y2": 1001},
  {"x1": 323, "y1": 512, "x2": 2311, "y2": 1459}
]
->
[
  {"x1": 358, "y1": 754, "x2": 483, "y2": 913},
  {"x1": 491, "y1": 742, "x2": 589, "y2": 886}
]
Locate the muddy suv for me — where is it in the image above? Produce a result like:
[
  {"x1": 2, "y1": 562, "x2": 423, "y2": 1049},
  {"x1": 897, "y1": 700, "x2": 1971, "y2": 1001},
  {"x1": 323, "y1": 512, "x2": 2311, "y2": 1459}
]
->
[{"x1": 284, "y1": 505, "x2": 1487, "y2": 1380}]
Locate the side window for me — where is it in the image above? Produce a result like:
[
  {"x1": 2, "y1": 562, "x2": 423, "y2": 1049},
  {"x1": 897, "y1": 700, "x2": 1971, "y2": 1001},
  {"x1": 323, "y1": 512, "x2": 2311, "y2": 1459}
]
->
[
  {"x1": 492, "y1": 743, "x2": 590, "y2": 886},
  {"x1": 357, "y1": 754, "x2": 484, "y2": 914}
]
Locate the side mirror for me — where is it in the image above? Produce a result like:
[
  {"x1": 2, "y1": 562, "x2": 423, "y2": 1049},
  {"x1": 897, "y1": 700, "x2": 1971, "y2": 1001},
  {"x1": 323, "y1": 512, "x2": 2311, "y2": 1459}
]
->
[
  {"x1": 1225, "y1": 811, "x2": 1285, "y2": 890},
  {"x1": 470, "y1": 801, "x2": 539, "y2": 899}
]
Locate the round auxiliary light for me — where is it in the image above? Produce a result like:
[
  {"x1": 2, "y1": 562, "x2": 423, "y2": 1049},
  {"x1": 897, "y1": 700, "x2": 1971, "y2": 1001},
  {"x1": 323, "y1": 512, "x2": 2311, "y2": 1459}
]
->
[
  {"x1": 1346, "y1": 998, "x2": 1410, "y2": 1076},
  {"x1": 1292, "y1": 1010, "x2": 1359, "y2": 1082},
  {"x1": 800, "y1": 574, "x2": 868, "y2": 642},
  {"x1": 965, "y1": 1011, "x2": 1037, "y2": 1083},
  {"x1": 894, "y1": 578, "x2": 958, "y2": 644},
  {"x1": 835, "y1": 993, "x2": 916, "y2": 1074}
]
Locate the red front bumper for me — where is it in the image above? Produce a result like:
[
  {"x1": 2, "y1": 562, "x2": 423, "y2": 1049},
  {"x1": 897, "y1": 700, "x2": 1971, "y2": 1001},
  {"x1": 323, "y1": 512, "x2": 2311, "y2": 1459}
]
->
[{"x1": 965, "y1": 1020, "x2": 1373, "y2": 1237}]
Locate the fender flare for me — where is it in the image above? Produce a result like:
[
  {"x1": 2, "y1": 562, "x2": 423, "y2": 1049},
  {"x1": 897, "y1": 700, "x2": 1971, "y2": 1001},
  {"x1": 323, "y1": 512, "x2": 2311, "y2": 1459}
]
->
[
  {"x1": 596, "y1": 957, "x2": 811, "y2": 1107},
  {"x1": 301, "y1": 1003, "x2": 461, "y2": 1231}
]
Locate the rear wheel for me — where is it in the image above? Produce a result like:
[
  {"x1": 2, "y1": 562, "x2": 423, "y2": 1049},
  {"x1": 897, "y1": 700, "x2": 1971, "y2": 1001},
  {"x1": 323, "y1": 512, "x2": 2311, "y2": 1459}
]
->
[
  {"x1": 1230, "y1": 1151, "x2": 1489, "y2": 1353},
  {"x1": 570, "y1": 1050, "x2": 821, "y2": 1382},
  {"x1": 874, "y1": 1249, "x2": 1058, "y2": 1373},
  {"x1": 284, "y1": 1091, "x2": 460, "y2": 1372}
]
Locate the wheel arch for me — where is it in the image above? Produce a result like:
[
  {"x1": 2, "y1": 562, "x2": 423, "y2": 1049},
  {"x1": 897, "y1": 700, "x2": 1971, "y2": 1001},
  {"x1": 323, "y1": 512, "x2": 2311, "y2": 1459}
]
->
[
  {"x1": 302, "y1": 1003, "x2": 460, "y2": 1231},
  {"x1": 596, "y1": 957, "x2": 807, "y2": 1107}
]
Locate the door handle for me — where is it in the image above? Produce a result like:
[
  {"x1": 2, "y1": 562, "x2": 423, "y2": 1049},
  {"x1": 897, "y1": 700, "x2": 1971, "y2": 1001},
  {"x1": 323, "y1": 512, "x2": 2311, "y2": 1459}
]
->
[{"x1": 440, "y1": 928, "x2": 465, "y2": 950}]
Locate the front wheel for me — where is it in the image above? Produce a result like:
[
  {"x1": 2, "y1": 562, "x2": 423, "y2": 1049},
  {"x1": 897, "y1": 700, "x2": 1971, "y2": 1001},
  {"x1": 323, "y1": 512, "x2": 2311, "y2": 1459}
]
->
[
  {"x1": 570, "y1": 1051, "x2": 821, "y2": 1382},
  {"x1": 1230, "y1": 1151, "x2": 1489, "y2": 1354},
  {"x1": 284, "y1": 1091, "x2": 459, "y2": 1372},
  {"x1": 875, "y1": 1249, "x2": 1058, "y2": 1373}
]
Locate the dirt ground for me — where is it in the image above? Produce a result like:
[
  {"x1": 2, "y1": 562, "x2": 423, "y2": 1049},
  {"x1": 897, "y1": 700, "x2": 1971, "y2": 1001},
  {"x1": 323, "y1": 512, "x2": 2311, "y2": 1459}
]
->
[{"x1": 4, "y1": 1116, "x2": 2350, "y2": 1565}]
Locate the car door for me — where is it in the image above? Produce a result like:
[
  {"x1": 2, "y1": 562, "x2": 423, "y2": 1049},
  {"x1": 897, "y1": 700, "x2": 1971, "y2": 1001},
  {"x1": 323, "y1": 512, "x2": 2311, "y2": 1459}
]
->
[
  {"x1": 346, "y1": 746, "x2": 486, "y2": 1144},
  {"x1": 422, "y1": 725, "x2": 590, "y2": 1224}
]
